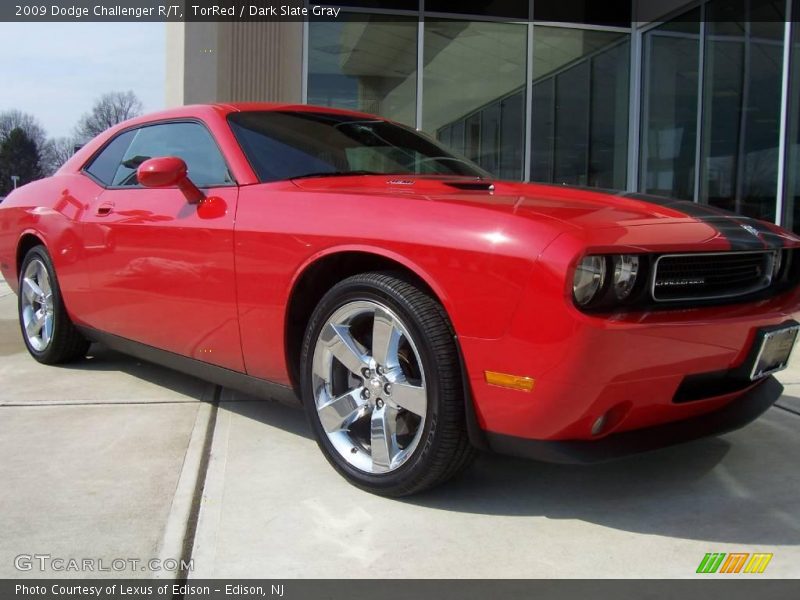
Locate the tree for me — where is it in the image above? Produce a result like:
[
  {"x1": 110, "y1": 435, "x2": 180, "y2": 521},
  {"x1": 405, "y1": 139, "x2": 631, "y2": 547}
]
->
[
  {"x1": 41, "y1": 136, "x2": 82, "y2": 175},
  {"x1": 0, "y1": 128, "x2": 43, "y2": 195},
  {"x1": 75, "y1": 91, "x2": 143, "y2": 141},
  {"x1": 0, "y1": 110, "x2": 48, "y2": 176},
  {"x1": 0, "y1": 109, "x2": 47, "y2": 150}
]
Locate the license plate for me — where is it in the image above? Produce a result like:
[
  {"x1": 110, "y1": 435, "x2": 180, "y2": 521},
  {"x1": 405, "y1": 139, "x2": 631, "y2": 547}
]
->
[{"x1": 750, "y1": 324, "x2": 799, "y2": 380}]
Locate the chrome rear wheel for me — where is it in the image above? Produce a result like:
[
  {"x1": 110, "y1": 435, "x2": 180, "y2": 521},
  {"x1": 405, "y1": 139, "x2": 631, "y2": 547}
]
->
[
  {"x1": 20, "y1": 258, "x2": 54, "y2": 352},
  {"x1": 18, "y1": 245, "x2": 89, "y2": 364}
]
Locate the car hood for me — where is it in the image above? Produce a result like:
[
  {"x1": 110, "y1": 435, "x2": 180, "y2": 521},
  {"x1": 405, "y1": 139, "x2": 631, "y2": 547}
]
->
[{"x1": 291, "y1": 176, "x2": 800, "y2": 251}]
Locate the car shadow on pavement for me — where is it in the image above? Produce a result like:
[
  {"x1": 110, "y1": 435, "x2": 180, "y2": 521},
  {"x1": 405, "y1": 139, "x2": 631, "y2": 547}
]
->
[
  {"x1": 51, "y1": 344, "x2": 216, "y2": 401},
  {"x1": 49, "y1": 343, "x2": 800, "y2": 546},
  {"x1": 221, "y1": 389, "x2": 314, "y2": 440},
  {"x1": 407, "y1": 416, "x2": 800, "y2": 545},
  {"x1": 69, "y1": 344, "x2": 315, "y2": 439},
  {"x1": 220, "y1": 381, "x2": 800, "y2": 546}
]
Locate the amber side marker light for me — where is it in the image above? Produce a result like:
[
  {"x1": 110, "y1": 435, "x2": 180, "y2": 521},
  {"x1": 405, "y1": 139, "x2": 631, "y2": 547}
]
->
[{"x1": 484, "y1": 371, "x2": 535, "y2": 392}]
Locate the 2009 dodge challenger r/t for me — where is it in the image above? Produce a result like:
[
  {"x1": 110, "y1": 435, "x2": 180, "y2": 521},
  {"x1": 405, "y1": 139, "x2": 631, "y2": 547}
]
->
[{"x1": 1, "y1": 103, "x2": 798, "y2": 496}]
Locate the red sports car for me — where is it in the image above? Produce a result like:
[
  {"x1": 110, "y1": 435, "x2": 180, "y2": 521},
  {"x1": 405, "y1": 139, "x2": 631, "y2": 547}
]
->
[{"x1": 1, "y1": 103, "x2": 798, "y2": 496}]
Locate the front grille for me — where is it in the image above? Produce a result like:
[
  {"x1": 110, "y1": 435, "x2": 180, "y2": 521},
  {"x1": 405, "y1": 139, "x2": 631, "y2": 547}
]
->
[{"x1": 652, "y1": 251, "x2": 777, "y2": 302}]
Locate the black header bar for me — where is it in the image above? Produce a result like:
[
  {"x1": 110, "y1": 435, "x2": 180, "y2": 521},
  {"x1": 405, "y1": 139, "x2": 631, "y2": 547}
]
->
[
  {"x1": 1, "y1": 0, "x2": 797, "y2": 23},
  {"x1": 3, "y1": 579, "x2": 800, "y2": 600}
]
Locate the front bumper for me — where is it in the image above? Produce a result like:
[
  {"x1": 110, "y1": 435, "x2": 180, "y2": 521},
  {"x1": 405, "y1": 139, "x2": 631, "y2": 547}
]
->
[
  {"x1": 485, "y1": 376, "x2": 783, "y2": 464},
  {"x1": 459, "y1": 281, "x2": 800, "y2": 442}
]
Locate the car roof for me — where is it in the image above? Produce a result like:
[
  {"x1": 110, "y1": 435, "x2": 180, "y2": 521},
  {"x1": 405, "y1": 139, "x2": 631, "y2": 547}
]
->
[{"x1": 120, "y1": 102, "x2": 383, "y2": 128}]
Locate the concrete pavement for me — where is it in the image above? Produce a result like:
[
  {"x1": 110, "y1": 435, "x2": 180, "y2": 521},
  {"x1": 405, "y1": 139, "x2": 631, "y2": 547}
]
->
[
  {"x1": 1, "y1": 278, "x2": 799, "y2": 578},
  {"x1": 188, "y1": 388, "x2": 800, "y2": 579},
  {"x1": 0, "y1": 282, "x2": 212, "y2": 579}
]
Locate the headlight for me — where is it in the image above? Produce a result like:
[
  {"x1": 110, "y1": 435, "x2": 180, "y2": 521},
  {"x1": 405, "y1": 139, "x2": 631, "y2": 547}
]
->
[
  {"x1": 611, "y1": 255, "x2": 639, "y2": 300},
  {"x1": 573, "y1": 256, "x2": 606, "y2": 306}
]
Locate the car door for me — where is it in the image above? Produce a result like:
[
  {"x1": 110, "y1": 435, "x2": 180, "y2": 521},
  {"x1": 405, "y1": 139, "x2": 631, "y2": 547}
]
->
[{"x1": 81, "y1": 120, "x2": 244, "y2": 372}]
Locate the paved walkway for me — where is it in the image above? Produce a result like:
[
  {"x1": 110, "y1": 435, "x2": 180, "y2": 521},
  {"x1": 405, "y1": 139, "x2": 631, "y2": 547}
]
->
[{"x1": 1, "y1": 280, "x2": 798, "y2": 578}]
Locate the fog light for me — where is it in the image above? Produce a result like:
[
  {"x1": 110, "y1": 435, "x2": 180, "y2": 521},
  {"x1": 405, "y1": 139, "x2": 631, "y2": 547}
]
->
[
  {"x1": 591, "y1": 414, "x2": 607, "y2": 436},
  {"x1": 590, "y1": 402, "x2": 631, "y2": 437}
]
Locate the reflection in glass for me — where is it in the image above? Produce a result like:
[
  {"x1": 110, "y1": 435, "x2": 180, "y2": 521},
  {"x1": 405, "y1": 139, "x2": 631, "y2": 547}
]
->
[
  {"x1": 227, "y1": 111, "x2": 488, "y2": 182},
  {"x1": 308, "y1": 15, "x2": 418, "y2": 126},
  {"x1": 534, "y1": 0, "x2": 631, "y2": 27},
  {"x1": 531, "y1": 27, "x2": 629, "y2": 189},
  {"x1": 785, "y1": 0, "x2": 800, "y2": 232},
  {"x1": 640, "y1": 13, "x2": 700, "y2": 200},
  {"x1": 423, "y1": 19, "x2": 527, "y2": 180},
  {"x1": 700, "y1": 0, "x2": 785, "y2": 221},
  {"x1": 425, "y1": 0, "x2": 528, "y2": 18}
]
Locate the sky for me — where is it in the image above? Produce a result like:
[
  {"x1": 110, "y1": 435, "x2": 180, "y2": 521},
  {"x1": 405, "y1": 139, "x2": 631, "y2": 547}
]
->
[{"x1": 0, "y1": 22, "x2": 165, "y2": 139}]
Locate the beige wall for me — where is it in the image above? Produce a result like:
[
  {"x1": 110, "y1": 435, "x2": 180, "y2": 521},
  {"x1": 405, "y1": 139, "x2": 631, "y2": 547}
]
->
[{"x1": 166, "y1": 22, "x2": 304, "y2": 107}]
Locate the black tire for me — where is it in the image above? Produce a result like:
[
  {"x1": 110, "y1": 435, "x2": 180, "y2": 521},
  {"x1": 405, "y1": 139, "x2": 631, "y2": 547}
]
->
[
  {"x1": 300, "y1": 271, "x2": 475, "y2": 497},
  {"x1": 18, "y1": 245, "x2": 89, "y2": 364}
]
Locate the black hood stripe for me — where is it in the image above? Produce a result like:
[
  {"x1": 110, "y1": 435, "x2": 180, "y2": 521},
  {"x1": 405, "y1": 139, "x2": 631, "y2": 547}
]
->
[{"x1": 621, "y1": 193, "x2": 784, "y2": 251}]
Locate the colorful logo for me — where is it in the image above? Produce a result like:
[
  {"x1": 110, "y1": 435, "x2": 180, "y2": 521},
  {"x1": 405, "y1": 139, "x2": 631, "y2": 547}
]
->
[{"x1": 696, "y1": 552, "x2": 772, "y2": 574}]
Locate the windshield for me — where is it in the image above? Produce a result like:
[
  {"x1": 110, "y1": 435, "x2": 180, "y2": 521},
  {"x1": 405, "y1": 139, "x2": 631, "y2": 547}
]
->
[{"x1": 227, "y1": 111, "x2": 489, "y2": 183}]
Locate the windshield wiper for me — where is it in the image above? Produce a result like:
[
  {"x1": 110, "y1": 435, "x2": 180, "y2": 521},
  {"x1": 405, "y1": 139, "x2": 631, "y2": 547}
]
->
[{"x1": 290, "y1": 170, "x2": 382, "y2": 180}]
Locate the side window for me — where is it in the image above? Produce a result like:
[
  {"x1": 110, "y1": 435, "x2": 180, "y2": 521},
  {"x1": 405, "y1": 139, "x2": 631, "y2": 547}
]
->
[
  {"x1": 111, "y1": 122, "x2": 233, "y2": 187},
  {"x1": 84, "y1": 130, "x2": 136, "y2": 185}
]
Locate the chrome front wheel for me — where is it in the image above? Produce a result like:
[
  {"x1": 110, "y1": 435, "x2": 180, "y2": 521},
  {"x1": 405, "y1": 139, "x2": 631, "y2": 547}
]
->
[
  {"x1": 301, "y1": 272, "x2": 475, "y2": 497},
  {"x1": 311, "y1": 300, "x2": 428, "y2": 474}
]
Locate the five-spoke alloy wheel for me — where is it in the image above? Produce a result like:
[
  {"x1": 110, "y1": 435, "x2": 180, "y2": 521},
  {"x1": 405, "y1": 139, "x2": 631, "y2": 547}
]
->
[
  {"x1": 301, "y1": 272, "x2": 474, "y2": 496},
  {"x1": 18, "y1": 246, "x2": 89, "y2": 364},
  {"x1": 312, "y1": 300, "x2": 428, "y2": 474},
  {"x1": 20, "y1": 257, "x2": 55, "y2": 352}
]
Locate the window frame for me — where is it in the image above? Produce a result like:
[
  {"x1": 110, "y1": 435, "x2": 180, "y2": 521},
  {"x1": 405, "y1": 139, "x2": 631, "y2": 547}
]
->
[{"x1": 80, "y1": 117, "x2": 238, "y2": 191}]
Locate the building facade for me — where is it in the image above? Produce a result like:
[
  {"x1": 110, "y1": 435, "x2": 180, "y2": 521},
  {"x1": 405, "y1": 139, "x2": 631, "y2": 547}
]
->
[{"x1": 166, "y1": 0, "x2": 800, "y2": 233}]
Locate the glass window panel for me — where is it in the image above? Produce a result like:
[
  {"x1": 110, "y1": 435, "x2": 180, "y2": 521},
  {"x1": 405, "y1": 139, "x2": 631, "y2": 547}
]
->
[
  {"x1": 640, "y1": 11, "x2": 701, "y2": 200},
  {"x1": 591, "y1": 42, "x2": 630, "y2": 189},
  {"x1": 480, "y1": 103, "x2": 501, "y2": 175},
  {"x1": 534, "y1": 0, "x2": 631, "y2": 27},
  {"x1": 465, "y1": 113, "x2": 481, "y2": 163},
  {"x1": 425, "y1": 0, "x2": 528, "y2": 18},
  {"x1": 112, "y1": 123, "x2": 231, "y2": 187},
  {"x1": 554, "y1": 62, "x2": 590, "y2": 186},
  {"x1": 785, "y1": 0, "x2": 800, "y2": 232},
  {"x1": 531, "y1": 80, "x2": 554, "y2": 182},
  {"x1": 700, "y1": 0, "x2": 785, "y2": 221},
  {"x1": 532, "y1": 27, "x2": 629, "y2": 189},
  {"x1": 227, "y1": 111, "x2": 487, "y2": 182},
  {"x1": 439, "y1": 125, "x2": 452, "y2": 148},
  {"x1": 701, "y1": 29, "x2": 744, "y2": 207},
  {"x1": 499, "y1": 91, "x2": 525, "y2": 181},
  {"x1": 85, "y1": 129, "x2": 136, "y2": 186},
  {"x1": 451, "y1": 121, "x2": 466, "y2": 156},
  {"x1": 308, "y1": 15, "x2": 417, "y2": 126},
  {"x1": 423, "y1": 19, "x2": 527, "y2": 179}
]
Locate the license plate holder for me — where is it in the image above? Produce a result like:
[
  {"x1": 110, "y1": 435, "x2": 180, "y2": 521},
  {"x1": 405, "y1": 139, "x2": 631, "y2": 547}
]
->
[{"x1": 749, "y1": 324, "x2": 799, "y2": 380}]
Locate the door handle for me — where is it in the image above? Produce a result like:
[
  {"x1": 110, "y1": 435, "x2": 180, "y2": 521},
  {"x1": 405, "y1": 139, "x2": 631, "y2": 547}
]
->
[{"x1": 96, "y1": 202, "x2": 114, "y2": 216}]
